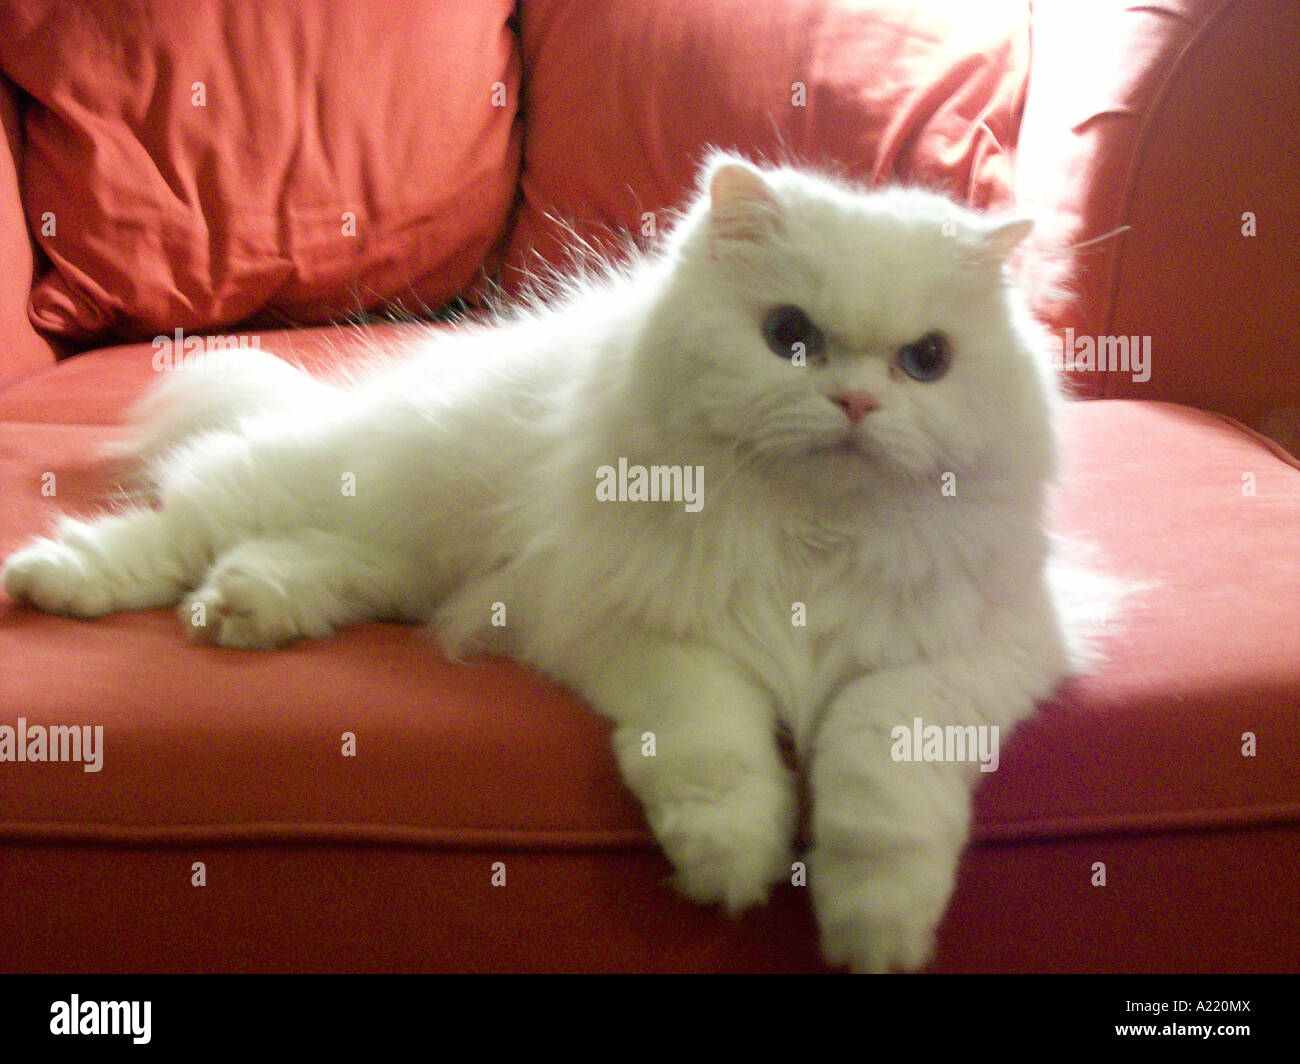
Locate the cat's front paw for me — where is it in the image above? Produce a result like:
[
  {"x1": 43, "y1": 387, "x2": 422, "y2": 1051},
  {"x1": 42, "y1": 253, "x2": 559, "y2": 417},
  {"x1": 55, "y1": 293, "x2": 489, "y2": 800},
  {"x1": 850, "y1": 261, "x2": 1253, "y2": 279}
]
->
[
  {"x1": 2, "y1": 537, "x2": 116, "y2": 617},
  {"x1": 809, "y1": 850, "x2": 953, "y2": 973},
  {"x1": 649, "y1": 774, "x2": 795, "y2": 916}
]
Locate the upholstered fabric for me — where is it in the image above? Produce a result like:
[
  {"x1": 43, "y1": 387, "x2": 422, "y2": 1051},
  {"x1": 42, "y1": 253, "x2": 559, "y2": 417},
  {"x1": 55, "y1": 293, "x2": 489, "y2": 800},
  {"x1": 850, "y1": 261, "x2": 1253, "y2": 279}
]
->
[{"x1": 0, "y1": 0, "x2": 1296, "y2": 974}]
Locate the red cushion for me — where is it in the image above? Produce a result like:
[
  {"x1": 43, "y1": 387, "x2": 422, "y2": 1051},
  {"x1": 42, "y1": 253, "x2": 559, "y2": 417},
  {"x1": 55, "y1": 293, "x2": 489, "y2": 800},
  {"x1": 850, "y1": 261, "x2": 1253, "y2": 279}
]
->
[
  {"x1": 0, "y1": 1, "x2": 521, "y2": 342},
  {"x1": 497, "y1": 0, "x2": 1028, "y2": 291},
  {"x1": 0, "y1": 335, "x2": 1297, "y2": 972}
]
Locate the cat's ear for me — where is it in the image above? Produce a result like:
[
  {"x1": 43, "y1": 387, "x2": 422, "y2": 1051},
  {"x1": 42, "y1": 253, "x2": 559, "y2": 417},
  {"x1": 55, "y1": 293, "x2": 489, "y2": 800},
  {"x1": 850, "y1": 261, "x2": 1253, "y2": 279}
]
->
[
  {"x1": 964, "y1": 217, "x2": 1034, "y2": 266},
  {"x1": 706, "y1": 157, "x2": 782, "y2": 252}
]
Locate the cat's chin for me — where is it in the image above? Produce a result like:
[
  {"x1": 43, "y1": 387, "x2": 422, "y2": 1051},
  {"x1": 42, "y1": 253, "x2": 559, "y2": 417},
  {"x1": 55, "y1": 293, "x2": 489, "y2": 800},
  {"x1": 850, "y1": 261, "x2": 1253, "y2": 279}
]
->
[
  {"x1": 786, "y1": 440, "x2": 941, "y2": 502},
  {"x1": 758, "y1": 442, "x2": 886, "y2": 502},
  {"x1": 806, "y1": 430, "x2": 894, "y2": 473}
]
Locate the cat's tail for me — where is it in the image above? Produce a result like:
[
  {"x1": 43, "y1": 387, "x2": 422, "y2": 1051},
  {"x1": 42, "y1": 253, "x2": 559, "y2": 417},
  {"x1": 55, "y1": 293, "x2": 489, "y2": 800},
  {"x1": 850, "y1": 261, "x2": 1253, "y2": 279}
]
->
[{"x1": 108, "y1": 348, "x2": 342, "y2": 470}]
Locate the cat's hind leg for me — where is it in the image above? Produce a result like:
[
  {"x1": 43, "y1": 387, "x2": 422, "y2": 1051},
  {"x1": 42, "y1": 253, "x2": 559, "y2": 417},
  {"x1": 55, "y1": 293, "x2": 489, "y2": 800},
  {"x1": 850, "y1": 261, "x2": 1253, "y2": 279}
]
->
[
  {"x1": 182, "y1": 530, "x2": 429, "y2": 649},
  {"x1": 3, "y1": 426, "x2": 353, "y2": 625},
  {"x1": 3, "y1": 507, "x2": 206, "y2": 617}
]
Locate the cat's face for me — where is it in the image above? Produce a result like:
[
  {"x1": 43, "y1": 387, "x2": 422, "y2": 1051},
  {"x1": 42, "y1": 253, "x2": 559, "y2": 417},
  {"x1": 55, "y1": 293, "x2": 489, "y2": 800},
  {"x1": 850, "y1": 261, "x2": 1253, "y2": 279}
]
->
[{"x1": 644, "y1": 156, "x2": 1057, "y2": 504}]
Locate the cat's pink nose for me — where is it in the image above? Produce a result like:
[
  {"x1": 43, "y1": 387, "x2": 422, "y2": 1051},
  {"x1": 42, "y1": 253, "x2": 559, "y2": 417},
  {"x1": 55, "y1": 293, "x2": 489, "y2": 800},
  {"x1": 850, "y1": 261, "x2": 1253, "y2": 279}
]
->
[{"x1": 831, "y1": 391, "x2": 879, "y2": 423}]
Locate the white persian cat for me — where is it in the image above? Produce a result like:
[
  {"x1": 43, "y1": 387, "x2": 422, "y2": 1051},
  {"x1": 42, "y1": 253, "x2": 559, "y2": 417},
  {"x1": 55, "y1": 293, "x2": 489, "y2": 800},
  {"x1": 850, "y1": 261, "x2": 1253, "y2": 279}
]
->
[{"x1": 3, "y1": 154, "x2": 1079, "y2": 972}]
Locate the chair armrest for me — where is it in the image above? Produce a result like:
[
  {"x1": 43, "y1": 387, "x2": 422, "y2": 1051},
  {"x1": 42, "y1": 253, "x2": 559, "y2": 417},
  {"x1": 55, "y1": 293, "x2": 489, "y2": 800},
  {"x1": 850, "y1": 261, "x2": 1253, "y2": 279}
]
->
[{"x1": 1016, "y1": 0, "x2": 1299, "y2": 452}]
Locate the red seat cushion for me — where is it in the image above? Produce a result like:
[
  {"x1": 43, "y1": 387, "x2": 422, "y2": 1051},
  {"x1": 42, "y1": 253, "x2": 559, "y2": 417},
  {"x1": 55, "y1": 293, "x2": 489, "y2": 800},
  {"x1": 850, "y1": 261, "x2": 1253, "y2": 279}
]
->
[
  {"x1": 1, "y1": 334, "x2": 1297, "y2": 971},
  {"x1": 0, "y1": 1, "x2": 521, "y2": 343}
]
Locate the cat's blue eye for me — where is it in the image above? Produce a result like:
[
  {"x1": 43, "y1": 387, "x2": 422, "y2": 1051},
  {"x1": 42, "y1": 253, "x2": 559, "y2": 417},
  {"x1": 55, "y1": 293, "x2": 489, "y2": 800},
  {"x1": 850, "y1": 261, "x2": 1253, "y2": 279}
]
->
[
  {"x1": 763, "y1": 305, "x2": 824, "y2": 360},
  {"x1": 896, "y1": 331, "x2": 951, "y2": 382}
]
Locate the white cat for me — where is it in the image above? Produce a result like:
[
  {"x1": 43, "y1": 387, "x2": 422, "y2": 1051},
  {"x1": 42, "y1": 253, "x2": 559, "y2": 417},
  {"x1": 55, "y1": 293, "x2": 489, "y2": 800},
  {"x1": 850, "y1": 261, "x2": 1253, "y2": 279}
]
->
[{"x1": 3, "y1": 154, "x2": 1078, "y2": 972}]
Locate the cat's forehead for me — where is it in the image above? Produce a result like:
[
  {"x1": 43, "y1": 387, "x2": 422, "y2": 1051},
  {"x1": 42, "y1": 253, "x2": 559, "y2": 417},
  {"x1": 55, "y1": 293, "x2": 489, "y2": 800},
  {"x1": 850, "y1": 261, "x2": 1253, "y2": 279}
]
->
[
  {"x1": 791, "y1": 184, "x2": 961, "y2": 260},
  {"x1": 775, "y1": 185, "x2": 974, "y2": 338}
]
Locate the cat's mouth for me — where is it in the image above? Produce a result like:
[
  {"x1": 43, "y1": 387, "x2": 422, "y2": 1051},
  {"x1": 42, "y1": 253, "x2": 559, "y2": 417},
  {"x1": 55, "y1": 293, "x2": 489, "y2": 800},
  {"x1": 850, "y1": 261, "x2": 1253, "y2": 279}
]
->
[{"x1": 812, "y1": 434, "x2": 872, "y2": 460}]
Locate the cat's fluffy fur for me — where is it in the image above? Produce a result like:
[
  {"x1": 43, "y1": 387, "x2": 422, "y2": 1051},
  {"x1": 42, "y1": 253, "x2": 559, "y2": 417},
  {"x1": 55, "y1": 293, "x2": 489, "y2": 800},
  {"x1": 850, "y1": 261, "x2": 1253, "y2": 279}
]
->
[{"x1": 3, "y1": 154, "x2": 1079, "y2": 972}]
